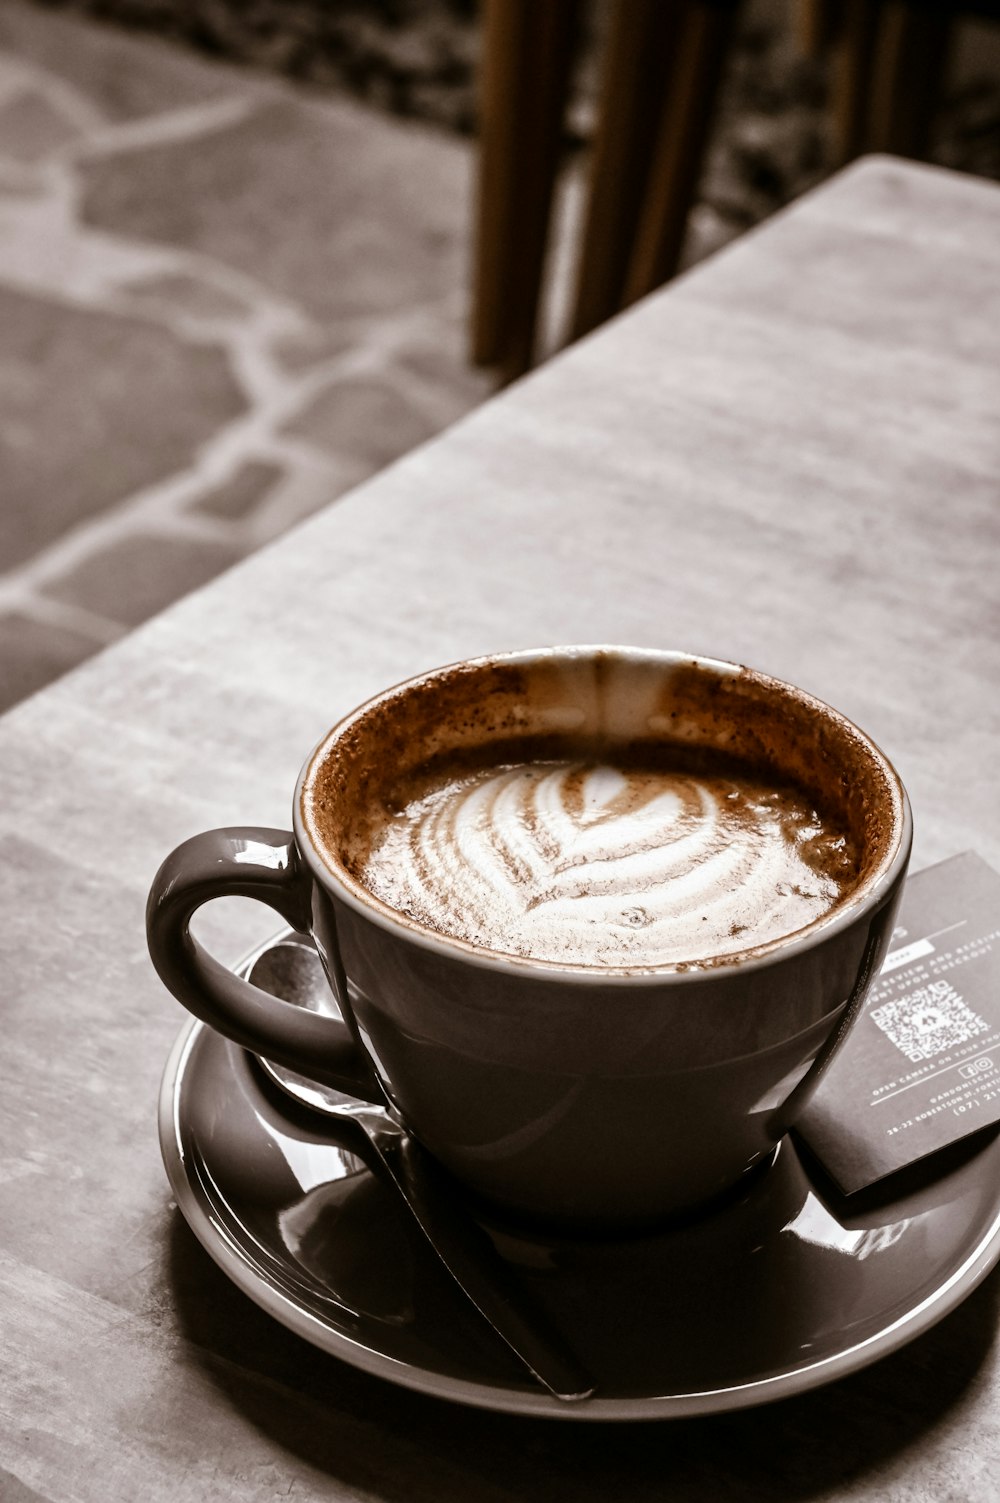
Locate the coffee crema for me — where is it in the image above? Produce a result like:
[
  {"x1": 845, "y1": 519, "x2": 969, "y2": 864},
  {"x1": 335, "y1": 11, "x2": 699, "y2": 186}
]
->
[{"x1": 356, "y1": 754, "x2": 859, "y2": 967}]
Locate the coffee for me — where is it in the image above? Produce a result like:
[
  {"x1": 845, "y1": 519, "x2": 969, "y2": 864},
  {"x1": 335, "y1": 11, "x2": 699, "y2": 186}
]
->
[{"x1": 356, "y1": 751, "x2": 859, "y2": 967}]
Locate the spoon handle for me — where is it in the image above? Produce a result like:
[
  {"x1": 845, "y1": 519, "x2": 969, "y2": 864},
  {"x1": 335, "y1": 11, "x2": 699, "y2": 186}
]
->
[
  {"x1": 245, "y1": 938, "x2": 594, "y2": 1401},
  {"x1": 334, "y1": 1106, "x2": 595, "y2": 1403}
]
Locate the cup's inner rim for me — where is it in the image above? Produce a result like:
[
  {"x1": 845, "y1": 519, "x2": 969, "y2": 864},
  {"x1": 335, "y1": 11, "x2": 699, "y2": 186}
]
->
[{"x1": 297, "y1": 648, "x2": 910, "y2": 977}]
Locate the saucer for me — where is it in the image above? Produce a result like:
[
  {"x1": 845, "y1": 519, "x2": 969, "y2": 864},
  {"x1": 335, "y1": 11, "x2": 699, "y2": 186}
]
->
[{"x1": 159, "y1": 934, "x2": 1000, "y2": 1421}]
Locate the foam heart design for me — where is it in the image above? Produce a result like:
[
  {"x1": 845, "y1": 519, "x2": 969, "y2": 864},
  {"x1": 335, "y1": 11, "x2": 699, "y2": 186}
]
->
[{"x1": 361, "y1": 760, "x2": 855, "y2": 967}]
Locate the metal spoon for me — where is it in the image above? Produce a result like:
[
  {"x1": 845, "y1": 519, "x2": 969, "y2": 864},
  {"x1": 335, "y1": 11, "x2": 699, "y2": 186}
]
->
[{"x1": 246, "y1": 937, "x2": 595, "y2": 1404}]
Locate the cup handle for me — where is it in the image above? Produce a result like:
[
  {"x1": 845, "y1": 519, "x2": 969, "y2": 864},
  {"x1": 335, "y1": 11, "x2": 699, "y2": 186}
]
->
[{"x1": 146, "y1": 826, "x2": 383, "y2": 1103}]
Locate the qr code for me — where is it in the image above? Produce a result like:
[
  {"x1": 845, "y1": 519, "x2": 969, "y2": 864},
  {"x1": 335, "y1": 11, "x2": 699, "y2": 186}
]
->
[{"x1": 870, "y1": 980, "x2": 989, "y2": 1062}]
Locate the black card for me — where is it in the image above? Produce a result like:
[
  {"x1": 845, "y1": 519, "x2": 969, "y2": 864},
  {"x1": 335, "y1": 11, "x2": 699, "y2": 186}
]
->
[{"x1": 796, "y1": 852, "x2": 1000, "y2": 1195}]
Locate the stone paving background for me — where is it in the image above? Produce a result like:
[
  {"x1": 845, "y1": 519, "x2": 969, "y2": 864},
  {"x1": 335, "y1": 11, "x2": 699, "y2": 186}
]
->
[
  {"x1": 0, "y1": 0, "x2": 493, "y2": 712},
  {"x1": 1, "y1": 0, "x2": 998, "y2": 713}
]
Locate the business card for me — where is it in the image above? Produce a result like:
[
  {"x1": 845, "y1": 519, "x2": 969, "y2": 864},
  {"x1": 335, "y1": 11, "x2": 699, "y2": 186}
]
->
[{"x1": 796, "y1": 852, "x2": 1000, "y2": 1195}]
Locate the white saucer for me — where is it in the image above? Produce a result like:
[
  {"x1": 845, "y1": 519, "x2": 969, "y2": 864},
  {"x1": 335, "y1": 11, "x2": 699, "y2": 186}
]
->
[{"x1": 158, "y1": 935, "x2": 1000, "y2": 1421}]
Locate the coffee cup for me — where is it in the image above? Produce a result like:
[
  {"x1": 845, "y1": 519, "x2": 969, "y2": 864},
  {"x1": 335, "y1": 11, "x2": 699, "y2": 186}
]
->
[{"x1": 146, "y1": 646, "x2": 911, "y2": 1230}]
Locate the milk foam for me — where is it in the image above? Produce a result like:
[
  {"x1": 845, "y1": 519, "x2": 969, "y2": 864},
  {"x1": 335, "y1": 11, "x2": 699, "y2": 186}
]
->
[{"x1": 360, "y1": 759, "x2": 853, "y2": 966}]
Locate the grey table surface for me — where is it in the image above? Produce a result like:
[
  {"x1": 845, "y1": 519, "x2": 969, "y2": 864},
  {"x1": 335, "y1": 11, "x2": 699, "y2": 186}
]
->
[{"x1": 2, "y1": 155, "x2": 999, "y2": 1501}]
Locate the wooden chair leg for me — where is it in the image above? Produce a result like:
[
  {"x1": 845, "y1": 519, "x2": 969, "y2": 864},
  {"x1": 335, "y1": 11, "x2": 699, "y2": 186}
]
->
[
  {"x1": 831, "y1": 0, "x2": 884, "y2": 165},
  {"x1": 569, "y1": 0, "x2": 684, "y2": 344},
  {"x1": 868, "y1": 0, "x2": 953, "y2": 159},
  {"x1": 623, "y1": 0, "x2": 740, "y2": 305},
  {"x1": 795, "y1": 0, "x2": 845, "y2": 58},
  {"x1": 472, "y1": 0, "x2": 581, "y2": 382}
]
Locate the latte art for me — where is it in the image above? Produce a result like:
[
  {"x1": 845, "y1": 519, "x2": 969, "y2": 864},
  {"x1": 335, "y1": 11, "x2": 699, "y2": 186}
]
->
[{"x1": 360, "y1": 759, "x2": 857, "y2": 966}]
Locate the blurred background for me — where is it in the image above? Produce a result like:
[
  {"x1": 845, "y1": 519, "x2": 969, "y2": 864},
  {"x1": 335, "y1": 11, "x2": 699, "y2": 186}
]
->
[{"x1": 0, "y1": 0, "x2": 997, "y2": 713}]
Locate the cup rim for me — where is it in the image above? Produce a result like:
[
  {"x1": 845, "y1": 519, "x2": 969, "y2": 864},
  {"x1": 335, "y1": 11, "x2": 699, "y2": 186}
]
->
[{"x1": 294, "y1": 645, "x2": 913, "y2": 986}]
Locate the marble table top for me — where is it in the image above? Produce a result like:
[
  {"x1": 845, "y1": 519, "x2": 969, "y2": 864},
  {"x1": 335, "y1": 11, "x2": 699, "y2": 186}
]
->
[{"x1": 2, "y1": 155, "x2": 999, "y2": 1500}]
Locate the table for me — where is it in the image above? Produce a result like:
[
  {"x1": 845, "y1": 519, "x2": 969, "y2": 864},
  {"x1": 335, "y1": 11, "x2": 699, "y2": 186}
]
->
[{"x1": 3, "y1": 155, "x2": 999, "y2": 1501}]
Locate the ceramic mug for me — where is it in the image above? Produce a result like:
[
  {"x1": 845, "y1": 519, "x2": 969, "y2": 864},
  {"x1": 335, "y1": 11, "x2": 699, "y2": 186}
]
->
[{"x1": 146, "y1": 646, "x2": 912, "y2": 1230}]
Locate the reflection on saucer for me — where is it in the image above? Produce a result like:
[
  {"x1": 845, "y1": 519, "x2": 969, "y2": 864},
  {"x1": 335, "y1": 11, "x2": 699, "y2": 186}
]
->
[
  {"x1": 279, "y1": 1174, "x2": 417, "y2": 1327},
  {"x1": 783, "y1": 1194, "x2": 911, "y2": 1260}
]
